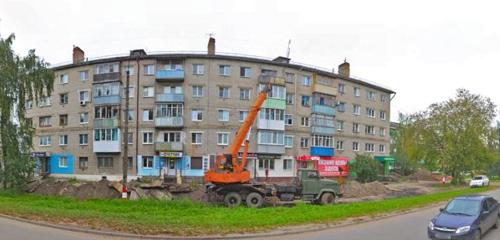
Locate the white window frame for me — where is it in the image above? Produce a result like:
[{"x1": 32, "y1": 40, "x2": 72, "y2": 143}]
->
[
  {"x1": 336, "y1": 140, "x2": 344, "y2": 150},
  {"x1": 302, "y1": 75, "x2": 311, "y2": 86},
  {"x1": 79, "y1": 71, "x2": 89, "y2": 81},
  {"x1": 192, "y1": 85, "x2": 204, "y2": 97},
  {"x1": 354, "y1": 87, "x2": 360, "y2": 97},
  {"x1": 143, "y1": 86, "x2": 154, "y2": 98},
  {"x1": 39, "y1": 136, "x2": 51, "y2": 146},
  {"x1": 218, "y1": 86, "x2": 230, "y2": 98},
  {"x1": 191, "y1": 131, "x2": 203, "y2": 145},
  {"x1": 337, "y1": 121, "x2": 344, "y2": 131},
  {"x1": 59, "y1": 156, "x2": 68, "y2": 168},
  {"x1": 240, "y1": 67, "x2": 251, "y2": 78},
  {"x1": 366, "y1": 108, "x2": 376, "y2": 118},
  {"x1": 239, "y1": 110, "x2": 248, "y2": 122},
  {"x1": 59, "y1": 135, "x2": 68, "y2": 146},
  {"x1": 192, "y1": 64, "x2": 205, "y2": 75},
  {"x1": 59, "y1": 74, "x2": 69, "y2": 84},
  {"x1": 353, "y1": 123, "x2": 360, "y2": 133},
  {"x1": 300, "y1": 137, "x2": 309, "y2": 148},
  {"x1": 217, "y1": 132, "x2": 229, "y2": 146},
  {"x1": 379, "y1": 144, "x2": 386, "y2": 153},
  {"x1": 191, "y1": 109, "x2": 203, "y2": 122},
  {"x1": 353, "y1": 142, "x2": 359, "y2": 151},
  {"x1": 218, "y1": 109, "x2": 230, "y2": 122},
  {"x1": 301, "y1": 116, "x2": 310, "y2": 127},
  {"x1": 142, "y1": 156, "x2": 154, "y2": 169},
  {"x1": 286, "y1": 93, "x2": 294, "y2": 105},
  {"x1": 142, "y1": 131, "x2": 154, "y2": 144},
  {"x1": 142, "y1": 109, "x2": 154, "y2": 122},
  {"x1": 123, "y1": 86, "x2": 135, "y2": 98},
  {"x1": 79, "y1": 133, "x2": 88, "y2": 145},
  {"x1": 239, "y1": 88, "x2": 251, "y2": 100},
  {"x1": 353, "y1": 104, "x2": 361, "y2": 115},
  {"x1": 285, "y1": 114, "x2": 293, "y2": 126},
  {"x1": 143, "y1": 64, "x2": 155, "y2": 75},
  {"x1": 218, "y1": 65, "x2": 231, "y2": 76},
  {"x1": 285, "y1": 135, "x2": 294, "y2": 148},
  {"x1": 380, "y1": 111, "x2": 387, "y2": 120}
]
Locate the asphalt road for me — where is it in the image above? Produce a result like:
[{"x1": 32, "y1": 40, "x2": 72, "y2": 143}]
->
[
  {"x1": 1, "y1": 188, "x2": 500, "y2": 240},
  {"x1": 263, "y1": 188, "x2": 500, "y2": 240}
]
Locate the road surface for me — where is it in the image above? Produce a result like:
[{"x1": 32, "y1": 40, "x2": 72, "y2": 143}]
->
[{"x1": 263, "y1": 188, "x2": 500, "y2": 240}]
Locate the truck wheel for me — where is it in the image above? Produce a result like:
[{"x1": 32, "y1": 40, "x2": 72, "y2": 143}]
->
[
  {"x1": 246, "y1": 192, "x2": 264, "y2": 208},
  {"x1": 224, "y1": 192, "x2": 242, "y2": 208},
  {"x1": 320, "y1": 192, "x2": 335, "y2": 205}
]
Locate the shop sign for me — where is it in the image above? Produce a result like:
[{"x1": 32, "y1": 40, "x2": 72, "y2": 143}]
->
[
  {"x1": 31, "y1": 152, "x2": 50, "y2": 157},
  {"x1": 159, "y1": 152, "x2": 183, "y2": 158},
  {"x1": 317, "y1": 156, "x2": 349, "y2": 177}
]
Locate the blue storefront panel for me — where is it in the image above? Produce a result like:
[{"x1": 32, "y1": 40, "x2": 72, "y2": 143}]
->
[
  {"x1": 310, "y1": 147, "x2": 335, "y2": 157},
  {"x1": 49, "y1": 153, "x2": 74, "y2": 174}
]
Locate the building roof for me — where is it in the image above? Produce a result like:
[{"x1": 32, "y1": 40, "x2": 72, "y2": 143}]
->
[{"x1": 52, "y1": 51, "x2": 396, "y2": 94}]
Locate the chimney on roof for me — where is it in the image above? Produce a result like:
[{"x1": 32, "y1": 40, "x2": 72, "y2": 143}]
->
[
  {"x1": 273, "y1": 56, "x2": 291, "y2": 64},
  {"x1": 130, "y1": 49, "x2": 147, "y2": 58},
  {"x1": 207, "y1": 37, "x2": 215, "y2": 55},
  {"x1": 72, "y1": 46, "x2": 85, "y2": 64},
  {"x1": 338, "y1": 58, "x2": 350, "y2": 77}
]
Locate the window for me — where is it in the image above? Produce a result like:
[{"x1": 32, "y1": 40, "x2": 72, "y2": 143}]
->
[
  {"x1": 59, "y1": 135, "x2": 68, "y2": 146},
  {"x1": 191, "y1": 109, "x2": 203, "y2": 121},
  {"x1": 283, "y1": 159, "x2": 293, "y2": 170},
  {"x1": 312, "y1": 135, "x2": 333, "y2": 147},
  {"x1": 59, "y1": 114, "x2": 68, "y2": 126},
  {"x1": 380, "y1": 127, "x2": 386, "y2": 137},
  {"x1": 240, "y1": 88, "x2": 251, "y2": 100},
  {"x1": 126, "y1": 110, "x2": 134, "y2": 121},
  {"x1": 79, "y1": 134, "x2": 88, "y2": 145},
  {"x1": 39, "y1": 96, "x2": 51, "y2": 107},
  {"x1": 143, "y1": 86, "x2": 154, "y2": 97},
  {"x1": 192, "y1": 85, "x2": 203, "y2": 97},
  {"x1": 79, "y1": 71, "x2": 89, "y2": 81},
  {"x1": 337, "y1": 121, "x2": 344, "y2": 131},
  {"x1": 127, "y1": 133, "x2": 133, "y2": 144},
  {"x1": 366, "y1": 108, "x2": 376, "y2": 118},
  {"x1": 59, "y1": 156, "x2": 68, "y2": 168},
  {"x1": 95, "y1": 63, "x2": 118, "y2": 74},
  {"x1": 337, "y1": 102, "x2": 346, "y2": 112},
  {"x1": 143, "y1": 109, "x2": 154, "y2": 121},
  {"x1": 354, "y1": 87, "x2": 360, "y2": 97},
  {"x1": 301, "y1": 95, "x2": 311, "y2": 107},
  {"x1": 128, "y1": 157, "x2": 134, "y2": 169},
  {"x1": 286, "y1": 93, "x2": 294, "y2": 105},
  {"x1": 338, "y1": 83, "x2": 345, "y2": 94},
  {"x1": 218, "y1": 65, "x2": 231, "y2": 76},
  {"x1": 39, "y1": 116, "x2": 51, "y2": 127},
  {"x1": 258, "y1": 159, "x2": 275, "y2": 170},
  {"x1": 156, "y1": 103, "x2": 183, "y2": 117},
  {"x1": 353, "y1": 142, "x2": 359, "y2": 151},
  {"x1": 142, "y1": 132, "x2": 153, "y2": 144},
  {"x1": 285, "y1": 114, "x2": 293, "y2": 125},
  {"x1": 353, "y1": 104, "x2": 361, "y2": 115},
  {"x1": 285, "y1": 72, "x2": 295, "y2": 83},
  {"x1": 381, "y1": 94, "x2": 388, "y2": 103},
  {"x1": 260, "y1": 84, "x2": 286, "y2": 99},
  {"x1": 161, "y1": 132, "x2": 181, "y2": 143},
  {"x1": 353, "y1": 123, "x2": 360, "y2": 133},
  {"x1": 59, "y1": 74, "x2": 69, "y2": 84},
  {"x1": 79, "y1": 157, "x2": 88, "y2": 169},
  {"x1": 219, "y1": 86, "x2": 230, "y2": 98},
  {"x1": 300, "y1": 137, "x2": 309, "y2": 148},
  {"x1": 285, "y1": 135, "x2": 293, "y2": 148},
  {"x1": 142, "y1": 156, "x2": 154, "y2": 168},
  {"x1": 124, "y1": 65, "x2": 135, "y2": 75},
  {"x1": 95, "y1": 106, "x2": 119, "y2": 119},
  {"x1": 143, "y1": 64, "x2": 155, "y2": 75},
  {"x1": 191, "y1": 132, "x2": 202, "y2": 145},
  {"x1": 302, "y1": 75, "x2": 311, "y2": 86},
  {"x1": 192, "y1": 64, "x2": 204, "y2": 75},
  {"x1": 217, "y1": 132, "x2": 229, "y2": 145},
  {"x1": 218, "y1": 109, "x2": 229, "y2": 121},
  {"x1": 191, "y1": 157, "x2": 203, "y2": 170},
  {"x1": 336, "y1": 140, "x2": 344, "y2": 150},
  {"x1": 258, "y1": 131, "x2": 284, "y2": 145},
  {"x1": 365, "y1": 125, "x2": 375, "y2": 135},
  {"x1": 380, "y1": 111, "x2": 387, "y2": 120},
  {"x1": 39, "y1": 136, "x2": 51, "y2": 146},
  {"x1": 365, "y1": 143, "x2": 375, "y2": 152},
  {"x1": 60, "y1": 93, "x2": 68, "y2": 104},
  {"x1": 94, "y1": 129, "x2": 118, "y2": 141},
  {"x1": 26, "y1": 100, "x2": 33, "y2": 109},
  {"x1": 123, "y1": 86, "x2": 135, "y2": 98},
  {"x1": 367, "y1": 91, "x2": 377, "y2": 101},
  {"x1": 79, "y1": 90, "x2": 90, "y2": 102},
  {"x1": 379, "y1": 144, "x2": 386, "y2": 153},
  {"x1": 239, "y1": 111, "x2": 248, "y2": 122},
  {"x1": 301, "y1": 116, "x2": 310, "y2": 127},
  {"x1": 94, "y1": 83, "x2": 120, "y2": 97},
  {"x1": 259, "y1": 109, "x2": 284, "y2": 121},
  {"x1": 240, "y1": 67, "x2": 251, "y2": 78},
  {"x1": 98, "y1": 157, "x2": 113, "y2": 168}
]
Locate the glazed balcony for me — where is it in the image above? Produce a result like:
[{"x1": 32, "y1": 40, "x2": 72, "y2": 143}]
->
[
  {"x1": 155, "y1": 116, "x2": 183, "y2": 127},
  {"x1": 154, "y1": 142, "x2": 183, "y2": 152},
  {"x1": 257, "y1": 144, "x2": 286, "y2": 154},
  {"x1": 155, "y1": 93, "x2": 184, "y2": 102},
  {"x1": 311, "y1": 104, "x2": 336, "y2": 116},
  {"x1": 94, "y1": 118, "x2": 119, "y2": 129},
  {"x1": 257, "y1": 118, "x2": 285, "y2": 131},
  {"x1": 156, "y1": 69, "x2": 184, "y2": 81},
  {"x1": 93, "y1": 72, "x2": 121, "y2": 83},
  {"x1": 94, "y1": 95, "x2": 121, "y2": 105}
]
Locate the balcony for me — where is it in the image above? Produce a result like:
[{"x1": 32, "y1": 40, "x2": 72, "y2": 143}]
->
[
  {"x1": 94, "y1": 95, "x2": 121, "y2": 105},
  {"x1": 156, "y1": 93, "x2": 184, "y2": 102},
  {"x1": 155, "y1": 117, "x2": 183, "y2": 127},
  {"x1": 94, "y1": 118, "x2": 119, "y2": 129},
  {"x1": 257, "y1": 118, "x2": 285, "y2": 130},
  {"x1": 257, "y1": 144, "x2": 285, "y2": 154},
  {"x1": 311, "y1": 126, "x2": 336, "y2": 135},
  {"x1": 93, "y1": 72, "x2": 121, "y2": 83},
  {"x1": 310, "y1": 147, "x2": 335, "y2": 157},
  {"x1": 156, "y1": 69, "x2": 184, "y2": 81},
  {"x1": 312, "y1": 83, "x2": 337, "y2": 96},
  {"x1": 259, "y1": 75, "x2": 286, "y2": 86},
  {"x1": 312, "y1": 104, "x2": 336, "y2": 116},
  {"x1": 154, "y1": 142, "x2": 183, "y2": 152},
  {"x1": 262, "y1": 98, "x2": 286, "y2": 110}
]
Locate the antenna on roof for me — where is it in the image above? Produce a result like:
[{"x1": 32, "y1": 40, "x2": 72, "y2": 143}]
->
[
  {"x1": 286, "y1": 39, "x2": 292, "y2": 58},
  {"x1": 206, "y1": 32, "x2": 215, "y2": 38}
]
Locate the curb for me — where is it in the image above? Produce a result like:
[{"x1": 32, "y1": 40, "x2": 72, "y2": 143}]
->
[{"x1": 0, "y1": 201, "x2": 448, "y2": 240}]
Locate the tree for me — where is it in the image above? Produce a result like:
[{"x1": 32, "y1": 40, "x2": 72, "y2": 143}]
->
[
  {"x1": 351, "y1": 154, "x2": 381, "y2": 183},
  {"x1": 0, "y1": 34, "x2": 53, "y2": 189}
]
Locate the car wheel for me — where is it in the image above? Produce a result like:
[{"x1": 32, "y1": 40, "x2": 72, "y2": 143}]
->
[
  {"x1": 224, "y1": 192, "x2": 242, "y2": 208},
  {"x1": 473, "y1": 229, "x2": 481, "y2": 240},
  {"x1": 246, "y1": 192, "x2": 264, "y2": 208},
  {"x1": 320, "y1": 192, "x2": 335, "y2": 205}
]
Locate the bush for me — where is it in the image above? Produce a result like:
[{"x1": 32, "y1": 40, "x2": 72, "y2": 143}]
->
[{"x1": 351, "y1": 154, "x2": 382, "y2": 183}]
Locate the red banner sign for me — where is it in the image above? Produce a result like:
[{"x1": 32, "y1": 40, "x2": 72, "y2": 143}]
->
[{"x1": 317, "y1": 156, "x2": 349, "y2": 177}]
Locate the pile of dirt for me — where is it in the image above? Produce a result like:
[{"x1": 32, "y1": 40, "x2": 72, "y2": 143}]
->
[
  {"x1": 26, "y1": 178, "x2": 121, "y2": 200},
  {"x1": 409, "y1": 169, "x2": 436, "y2": 181},
  {"x1": 343, "y1": 180, "x2": 393, "y2": 198}
]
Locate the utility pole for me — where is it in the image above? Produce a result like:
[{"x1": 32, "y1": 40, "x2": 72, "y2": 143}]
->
[{"x1": 122, "y1": 66, "x2": 130, "y2": 199}]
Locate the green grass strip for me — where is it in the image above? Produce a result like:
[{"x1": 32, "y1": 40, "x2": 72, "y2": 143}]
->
[{"x1": 0, "y1": 186, "x2": 496, "y2": 236}]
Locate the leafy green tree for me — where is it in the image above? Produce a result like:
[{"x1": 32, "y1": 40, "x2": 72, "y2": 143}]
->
[
  {"x1": 0, "y1": 34, "x2": 53, "y2": 189},
  {"x1": 351, "y1": 154, "x2": 381, "y2": 183}
]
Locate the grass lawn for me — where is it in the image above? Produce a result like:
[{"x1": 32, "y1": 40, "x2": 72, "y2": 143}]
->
[{"x1": 0, "y1": 186, "x2": 497, "y2": 236}]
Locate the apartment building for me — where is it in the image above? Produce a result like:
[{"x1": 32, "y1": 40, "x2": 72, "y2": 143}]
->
[{"x1": 27, "y1": 38, "x2": 394, "y2": 181}]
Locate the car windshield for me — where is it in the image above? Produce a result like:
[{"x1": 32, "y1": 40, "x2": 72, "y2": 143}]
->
[
  {"x1": 473, "y1": 176, "x2": 483, "y2": 180},
  {"x1": 444, "y1": 199, "x2": 481, "y2": 216}
]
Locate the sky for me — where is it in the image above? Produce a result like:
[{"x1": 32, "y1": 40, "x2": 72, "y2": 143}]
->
[{"x1": 1, "y1": 0, "x2": 499, "y2": 122}]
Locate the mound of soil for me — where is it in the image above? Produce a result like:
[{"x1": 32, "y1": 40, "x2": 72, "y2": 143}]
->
[
  {"x1": 343, "y1": 181, "x2": 392, "y2": 198},
  {"x1": 29, "y1": 178, "x2": 121, "y2": 200},
  {"x1": 409, "y1": 169, "x2": 436, "y2": 181}
]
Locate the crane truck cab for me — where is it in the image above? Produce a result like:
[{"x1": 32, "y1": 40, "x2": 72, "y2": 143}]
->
[{"x1": 297, "y1": 169, "x2": 341, "y2": 204}]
